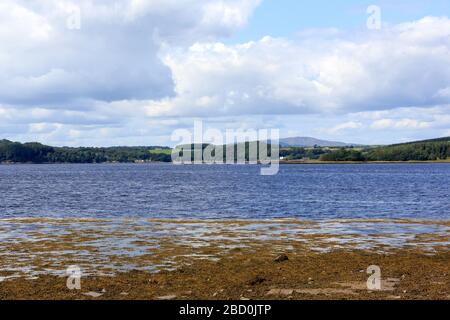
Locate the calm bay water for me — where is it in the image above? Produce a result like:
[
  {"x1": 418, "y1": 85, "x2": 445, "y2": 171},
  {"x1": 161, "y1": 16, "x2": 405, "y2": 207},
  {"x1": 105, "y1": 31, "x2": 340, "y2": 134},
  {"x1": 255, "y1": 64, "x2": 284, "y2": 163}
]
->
[{"x1": 0, "y1": 163, "x2": 449, "y2": 220}]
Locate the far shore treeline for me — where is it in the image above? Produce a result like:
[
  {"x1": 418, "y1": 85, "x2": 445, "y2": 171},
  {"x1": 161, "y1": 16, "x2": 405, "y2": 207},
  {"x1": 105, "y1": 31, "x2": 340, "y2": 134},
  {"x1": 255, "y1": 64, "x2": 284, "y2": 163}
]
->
[
  {"x1": 1, "y1": 136, "x2": 450, "y2": 164},
  {"x1": 318, "y1": 136, "x2": 450, "y2": 162},
  {"x1": 0, "y1": 140, "x2": 172, "y2": 163}
]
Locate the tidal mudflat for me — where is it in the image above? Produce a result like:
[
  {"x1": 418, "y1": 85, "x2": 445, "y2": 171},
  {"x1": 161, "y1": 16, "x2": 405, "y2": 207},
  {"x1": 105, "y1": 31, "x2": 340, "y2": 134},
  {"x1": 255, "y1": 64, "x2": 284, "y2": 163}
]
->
[{"x1": 0, "y1": 218, "x2": 448, "y2": 300}]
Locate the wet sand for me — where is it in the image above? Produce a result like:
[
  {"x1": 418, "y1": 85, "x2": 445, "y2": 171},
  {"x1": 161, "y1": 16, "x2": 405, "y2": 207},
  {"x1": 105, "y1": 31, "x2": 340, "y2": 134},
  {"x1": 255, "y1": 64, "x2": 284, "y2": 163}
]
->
[{"x1": 0, "y1": 219, "x2": 449, "y2": 300}]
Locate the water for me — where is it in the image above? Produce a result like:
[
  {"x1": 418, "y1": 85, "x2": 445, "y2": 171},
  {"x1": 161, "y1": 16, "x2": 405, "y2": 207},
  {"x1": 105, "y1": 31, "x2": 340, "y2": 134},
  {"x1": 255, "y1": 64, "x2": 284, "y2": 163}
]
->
[
  {"x1": 0, "y1": 163, "x2": 449, "y2": 220},
  {"x1": 1, "y1": 163, "x2": 449, "y2": 276}
]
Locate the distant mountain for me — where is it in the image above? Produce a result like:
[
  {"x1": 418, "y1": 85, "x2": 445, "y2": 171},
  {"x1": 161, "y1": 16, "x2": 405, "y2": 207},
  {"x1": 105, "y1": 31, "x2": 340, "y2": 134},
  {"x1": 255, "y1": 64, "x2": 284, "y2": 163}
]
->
[{"x1": 277, "y1": 137, "x2": 362, "y2": 147}]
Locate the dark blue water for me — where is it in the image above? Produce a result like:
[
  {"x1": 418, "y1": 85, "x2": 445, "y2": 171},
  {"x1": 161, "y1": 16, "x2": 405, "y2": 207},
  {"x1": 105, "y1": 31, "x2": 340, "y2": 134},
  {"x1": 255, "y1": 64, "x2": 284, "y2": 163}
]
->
[{"x1": 0, "y1": 163, "x2": 449, "y2": 220}]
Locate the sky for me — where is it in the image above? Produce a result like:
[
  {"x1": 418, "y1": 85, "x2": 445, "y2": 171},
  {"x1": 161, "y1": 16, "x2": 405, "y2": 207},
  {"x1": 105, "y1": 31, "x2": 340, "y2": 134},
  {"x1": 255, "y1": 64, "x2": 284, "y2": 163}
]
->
[
  {"x1": 1, "y1": 0, "x2": 450, "y2": 147},
  {"x1": 229, "y1": 0, "x2": 450, "y2": 42}
]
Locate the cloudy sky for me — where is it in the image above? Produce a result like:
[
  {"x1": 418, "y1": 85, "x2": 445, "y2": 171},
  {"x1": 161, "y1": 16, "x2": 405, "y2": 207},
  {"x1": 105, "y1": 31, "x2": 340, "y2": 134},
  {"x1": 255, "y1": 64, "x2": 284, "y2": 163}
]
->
[{"x1": 1, "y1": 0, "x2": 450, "y2": 146}]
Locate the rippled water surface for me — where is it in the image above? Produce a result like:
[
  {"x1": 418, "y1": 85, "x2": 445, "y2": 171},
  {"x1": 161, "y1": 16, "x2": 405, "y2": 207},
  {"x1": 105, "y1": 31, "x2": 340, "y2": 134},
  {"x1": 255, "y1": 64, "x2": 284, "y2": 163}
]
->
[{"x1": 0, "y1": 163, "x2": 449, "y2": 220}]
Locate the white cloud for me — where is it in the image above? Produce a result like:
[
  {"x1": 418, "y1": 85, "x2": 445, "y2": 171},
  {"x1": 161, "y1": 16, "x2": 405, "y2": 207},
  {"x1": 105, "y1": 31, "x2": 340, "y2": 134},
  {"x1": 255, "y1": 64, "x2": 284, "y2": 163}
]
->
[
  {"x1": 1, "y1": 2, "x2": 449, "y2": 145},
  {"x1": 436, "y1": 87, "x2": 450, "y2": 98},
  {"x1": 307, "y1": 105, "x2": 450, "y2": 144},
  {"x1": 371, "y1": 118, "x2": 431, "y2": 130},
  {"x1": 29, "y1": 123, "x2": 62, "y2": 134},
  {"x1": 0, "y1": 0, "x2": 260, "y2": 106},
  {"x1": 370, "y1": 119, "x2": 395, "y2": 129},
  {"x1": 143, "y1": 16, "x2": 450, "y2": 118},
  {"x1": 327, "y1": 121, "x2": 363, "y2": 133}
]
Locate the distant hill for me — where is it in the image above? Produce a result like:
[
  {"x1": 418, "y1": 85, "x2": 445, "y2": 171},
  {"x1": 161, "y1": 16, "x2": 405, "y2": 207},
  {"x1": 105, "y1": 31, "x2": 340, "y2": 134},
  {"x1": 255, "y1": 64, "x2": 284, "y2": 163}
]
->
[
  {"x1": 321, "y1": 136, "x2": 450, "y2": 162},
  {"x1": 365, "y1": 136, "x2": 450, "y2": 161},
  {"x1": 277, "y1": 137, "x2": 362, "y2": 147},
  {"x1": 390, "y1": 136, "x2": 450, "y2": 146}
]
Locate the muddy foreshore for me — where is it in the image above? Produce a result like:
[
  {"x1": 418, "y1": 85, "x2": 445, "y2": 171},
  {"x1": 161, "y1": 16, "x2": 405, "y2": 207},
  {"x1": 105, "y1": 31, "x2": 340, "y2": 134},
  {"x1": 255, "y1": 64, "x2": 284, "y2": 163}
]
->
[{"x1": 0, "y1": 219, "x2": 449, "y2": 300}]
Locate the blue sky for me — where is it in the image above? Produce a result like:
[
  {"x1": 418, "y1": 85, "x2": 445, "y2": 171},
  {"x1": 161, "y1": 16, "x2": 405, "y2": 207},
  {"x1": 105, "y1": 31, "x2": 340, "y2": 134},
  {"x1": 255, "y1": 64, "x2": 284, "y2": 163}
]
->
[
  {"x1": 0, "y1": 0, "x2": 450, "y2": 146},
  {"x1": 230, "y1": 0, "x2": 450, "y2": 43}
]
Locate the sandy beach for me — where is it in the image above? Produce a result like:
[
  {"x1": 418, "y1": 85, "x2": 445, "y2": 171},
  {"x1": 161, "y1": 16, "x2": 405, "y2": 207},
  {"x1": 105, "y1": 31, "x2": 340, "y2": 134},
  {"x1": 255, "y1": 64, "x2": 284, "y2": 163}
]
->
[{"x1": 0, "y1": 218, "x2": 448, "y2": 300}]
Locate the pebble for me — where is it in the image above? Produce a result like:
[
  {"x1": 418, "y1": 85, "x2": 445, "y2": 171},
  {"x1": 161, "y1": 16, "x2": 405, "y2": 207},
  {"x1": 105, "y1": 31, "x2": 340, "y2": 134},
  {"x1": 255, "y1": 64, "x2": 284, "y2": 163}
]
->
[
  {"x1": 83, "y1": 292, "x2": 104, "y2": 298},
  {"x1": 156, "y1": 295, "x2": 177, "y2": 300},
  {"x1": 266, "y1": 289, "x2": 294, "y2": 296},
  {"x1": 274, "y1": 254, "x2": 289, "y2": 263},
  {"x1": 247, "y1": 276, "x2": 266, "y2": 285}
]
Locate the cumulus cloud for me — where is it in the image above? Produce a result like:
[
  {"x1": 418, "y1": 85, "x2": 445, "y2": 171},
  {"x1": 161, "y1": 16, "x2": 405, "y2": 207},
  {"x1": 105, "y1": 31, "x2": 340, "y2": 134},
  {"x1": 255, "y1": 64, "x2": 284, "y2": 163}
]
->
[
  {"x1": 0, "y1": 0, "x2": 260, "y2": 106},
  {"x1": 145, "y1": 16, "x2": 450, "y2": 118},
  {"x1": 327, "y1": 121, "x2": 363, "y2": 133},
  {"x1": 370, "y1": 118, "x2": 431, "y2": 130}
]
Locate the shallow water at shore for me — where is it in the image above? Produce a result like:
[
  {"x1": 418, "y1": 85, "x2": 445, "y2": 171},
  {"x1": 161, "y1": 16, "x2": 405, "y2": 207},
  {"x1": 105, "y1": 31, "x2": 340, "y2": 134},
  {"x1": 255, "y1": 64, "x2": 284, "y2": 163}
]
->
[
  {"x1": 0, "y1": 218, "x2": 448, "y2": 278},
  {"x1": 0, "y1": 218, "x2": 449, "y2": 300}
]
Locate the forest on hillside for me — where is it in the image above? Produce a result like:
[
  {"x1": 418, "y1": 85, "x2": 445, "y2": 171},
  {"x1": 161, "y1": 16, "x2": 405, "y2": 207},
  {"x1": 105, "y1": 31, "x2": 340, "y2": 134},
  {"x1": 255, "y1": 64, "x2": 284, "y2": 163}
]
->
[
  {"x1": 320, "y1": 138, "x2": 450, "y2": 161},
  {"x1": 0, "y1": 140, "x2": 172, "y2": 163}
]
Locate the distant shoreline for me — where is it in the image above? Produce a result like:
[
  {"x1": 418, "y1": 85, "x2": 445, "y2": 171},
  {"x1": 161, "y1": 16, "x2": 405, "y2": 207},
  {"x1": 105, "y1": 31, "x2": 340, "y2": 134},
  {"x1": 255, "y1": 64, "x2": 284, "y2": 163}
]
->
[
  {"x1": 0, "y1": 161, "x2": 171, "y2": 165},
  {"x1": 280, "y1": 159, "x2": 450, "y2": 164},
  {"x1": 2, "y1": 136, "x2": 449, "y2": 164},
  {"x1": 2, "y1": 160, "x2": 450, "y2": 165}
]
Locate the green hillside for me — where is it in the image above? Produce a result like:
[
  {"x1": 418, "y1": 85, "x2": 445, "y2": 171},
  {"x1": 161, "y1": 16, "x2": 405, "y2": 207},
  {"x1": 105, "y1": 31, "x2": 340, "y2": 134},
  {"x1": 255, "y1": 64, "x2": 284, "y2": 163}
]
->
[{"x1": 320, "y1": 137, "x2": 450, "y2": 162}]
